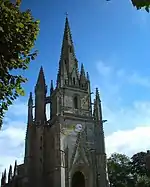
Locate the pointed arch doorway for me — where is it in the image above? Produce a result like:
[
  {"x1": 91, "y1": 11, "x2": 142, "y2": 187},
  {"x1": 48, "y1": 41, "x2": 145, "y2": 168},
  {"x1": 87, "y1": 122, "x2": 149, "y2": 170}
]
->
[{"x1": 71, "y1": 171, "x2": 85, "y2": 187}]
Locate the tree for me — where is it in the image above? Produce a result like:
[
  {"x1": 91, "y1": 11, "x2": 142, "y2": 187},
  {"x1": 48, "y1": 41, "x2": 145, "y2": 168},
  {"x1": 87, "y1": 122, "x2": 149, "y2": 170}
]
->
[
  {"x1": 131, "y1": 0, "x2": 150, "y2": 12},
  {"x1": 131, "y1": 152, "x2": 149, "y2": 177},
  {"x1": 107, "y1": 153, "x2": 135, "y2": 187},
  {"x1": 107, "y1": 152, "x2": 150, "y2": 187},
  {"x1": 106, "y1": 0, "x2": 150, "y2": 12},
  {"x1": 0, "y1": 0, "x2": 40, "y2": 127}
]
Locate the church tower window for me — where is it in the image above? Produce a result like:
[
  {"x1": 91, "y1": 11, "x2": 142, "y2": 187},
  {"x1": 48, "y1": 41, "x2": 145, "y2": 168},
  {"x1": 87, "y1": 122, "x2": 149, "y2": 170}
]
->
[{"x1": 73, "y1": 96, "x2": 78, "y2": 109}]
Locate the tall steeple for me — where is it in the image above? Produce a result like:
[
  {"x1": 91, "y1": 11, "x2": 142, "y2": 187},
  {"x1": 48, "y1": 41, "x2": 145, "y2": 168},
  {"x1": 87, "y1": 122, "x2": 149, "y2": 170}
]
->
[
  {"x1": 57, "y1": 16, "x2": 79, "y2": 87},
  {"x1": 35, "y1": 66, "x2": 47, "y2": 124}
]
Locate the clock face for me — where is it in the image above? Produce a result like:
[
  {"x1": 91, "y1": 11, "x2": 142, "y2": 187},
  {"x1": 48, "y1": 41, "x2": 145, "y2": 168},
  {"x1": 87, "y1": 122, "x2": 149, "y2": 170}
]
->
[{"x1": 75, "y1": 124, "x2": 83, "y2": 133}]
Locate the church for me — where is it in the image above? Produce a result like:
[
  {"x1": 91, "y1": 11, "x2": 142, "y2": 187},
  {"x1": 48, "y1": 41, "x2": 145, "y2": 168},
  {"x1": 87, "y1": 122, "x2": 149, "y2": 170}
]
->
[{"x1": 1, "y1": 17, "x2": 110, "y2": 187}]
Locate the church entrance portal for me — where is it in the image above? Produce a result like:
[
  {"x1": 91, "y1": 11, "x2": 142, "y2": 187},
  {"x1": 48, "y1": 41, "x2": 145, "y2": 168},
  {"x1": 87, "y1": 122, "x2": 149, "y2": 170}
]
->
[{"x1": 71, "y1": 171, "x2": 85, "y2": 187}]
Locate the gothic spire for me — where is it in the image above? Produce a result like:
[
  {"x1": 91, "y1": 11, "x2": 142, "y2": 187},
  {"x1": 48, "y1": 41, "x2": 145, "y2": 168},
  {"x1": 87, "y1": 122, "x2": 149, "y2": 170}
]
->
[
  {"x1": 86, "y1": 72, "x2": 90, "y2": 81},
  {"x1": 8, "y1": 165, "x2": 12, "y2": 182},
  {"x1": 57, "y1": 16, "x2": 78, "y2": 87},
  {"x1": 3, "y1": 169, "x2": 6, "y2": 184},
  {"x1": 35, "y1": 67, "x2": 47, "y2": 124},
  {"x1": 35, "y1": 66, "x2": 46, "y2": 91},
  {"x1": 80, "y1": 63, "x2": 85, "y2": 77},
  {"x1": 93, "y1": 88, "x2": 102, "y2": 121},
  {"x1": 93, "y1": 88, "x2": 105, "y2": 154},
  {"x1": 28, "y1": 92, "x2": 33, "y2": 124},
  {"x1": 80, "y1": 63, "x2": 86, "y2": 86},
  {"x1": 61, "y1": 16, "x2": 75, "y2": 58},
  {"x1": 14, "y1": 160, "x2": 17, "y2": 176},
  {"x1": 50, "y1": 80, "x2": 54, "y2": 95}
]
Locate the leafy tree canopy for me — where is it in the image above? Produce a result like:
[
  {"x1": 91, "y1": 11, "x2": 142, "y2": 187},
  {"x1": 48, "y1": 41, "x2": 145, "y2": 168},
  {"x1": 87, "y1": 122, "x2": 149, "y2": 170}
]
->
[
  {"x1": 107, "y1": 152, "x2": 150, "y2": 187},
  {"x1": 131, "y1": 0, "x2": 150, "y2": 12},
  {"x1": 0, "y1": 0, "x2": 40, "y2": 127},
  {"x1": 107, "y1": 153, "x2": 135, "y2": 187},
  {"x1": 107, "y1": 0, "x2": 150, "y2": 12}
]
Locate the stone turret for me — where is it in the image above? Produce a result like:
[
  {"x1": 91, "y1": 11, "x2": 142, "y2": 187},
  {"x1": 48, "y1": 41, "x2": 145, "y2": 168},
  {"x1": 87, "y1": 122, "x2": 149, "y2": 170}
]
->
[{"x1": 35, "y1": 66, "x2": 47, "y2": 124}]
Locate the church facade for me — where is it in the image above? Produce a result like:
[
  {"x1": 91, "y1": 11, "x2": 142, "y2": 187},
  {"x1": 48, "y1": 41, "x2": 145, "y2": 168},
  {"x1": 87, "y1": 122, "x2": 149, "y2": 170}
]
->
[{"x1": 1, "y1": 17, "x2": 110, "y2": 187}]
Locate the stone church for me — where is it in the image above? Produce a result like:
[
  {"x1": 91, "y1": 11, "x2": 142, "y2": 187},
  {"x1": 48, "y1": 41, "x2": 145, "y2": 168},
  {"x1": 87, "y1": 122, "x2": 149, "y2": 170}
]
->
[{"x1": 1, "y1": 17, "x2": 110, "y2": 187}]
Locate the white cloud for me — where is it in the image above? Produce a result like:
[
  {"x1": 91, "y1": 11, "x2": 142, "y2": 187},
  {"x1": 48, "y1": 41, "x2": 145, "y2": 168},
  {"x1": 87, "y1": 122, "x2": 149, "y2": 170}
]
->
[
  {"x1": 106, "y1": 126, "x2": 150, "y2": 157},
  {"x1": 127, "y1": 72, "x2": 150, "y2": 87},
  {"x1": 0, "y1": 123, "x2": 25, "y2": 176},
  {"x1": 96, "y1": 60, "x2": 150, "y2": 89},
  {"x1": 7, "y1": 101, "x2": 27, "y2": 117},
  {"x1": 96, "y1": 61, "x2": 112, "y2": 78},
  {"x1": 94, "y1": 60, "x2": 150, "y2": 158}
]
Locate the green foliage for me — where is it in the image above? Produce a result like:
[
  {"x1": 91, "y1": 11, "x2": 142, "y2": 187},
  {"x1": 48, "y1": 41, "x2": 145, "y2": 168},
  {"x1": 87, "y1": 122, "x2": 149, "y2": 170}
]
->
[
  {"x1": 106, "y1": 0, "x2": 150, "y2": 12},
  {"x1": 0, "y1": 0, "x2": 40, "y2": 127},
  {"x1": 131, "y1": 0, "x2": 150, "y2": 12},
  {"x1": 107, "y1": 153, "x2": 135, "y2": 187},
  {"x1": 107, "y1": 152, "x2": 150, "y2": 187},
  {"x1": 131, "y1": 152, "x2": 149, "y2": 177}
]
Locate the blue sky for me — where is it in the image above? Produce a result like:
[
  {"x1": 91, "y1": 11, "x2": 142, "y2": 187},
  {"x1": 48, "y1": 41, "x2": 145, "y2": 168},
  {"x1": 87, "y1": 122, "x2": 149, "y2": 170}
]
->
[{"x1": 1, "y1": 0, "x2": 150, "y2": 176}]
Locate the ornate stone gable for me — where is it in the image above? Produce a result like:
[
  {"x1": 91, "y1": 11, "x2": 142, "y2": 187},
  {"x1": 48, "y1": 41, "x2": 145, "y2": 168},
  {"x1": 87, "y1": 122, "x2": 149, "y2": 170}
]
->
[{"x1": 69, "y1": 128, "x2": 91, "y2": 172}]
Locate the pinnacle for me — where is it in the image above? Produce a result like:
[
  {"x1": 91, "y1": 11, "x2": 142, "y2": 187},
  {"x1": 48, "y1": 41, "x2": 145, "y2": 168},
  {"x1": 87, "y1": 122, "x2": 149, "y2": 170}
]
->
[
  {"x1": 80, "y1": 63, "x2": 85, "y2": 76},
  {"x1": 36, "y1": 66, "x2": 46, "y2": 87},
  {"x1": 28, "y1": 92, "x2": 33, "y2": 106},
  {"x1": 86, "y1": 72, "x2": 90, "y2": 80},
  {"x1": 95, "y1": 88, "x2": 100, "y2": 101},
  {"x1": 50, "y1": 80, "x2": 54, "y2": 93}
]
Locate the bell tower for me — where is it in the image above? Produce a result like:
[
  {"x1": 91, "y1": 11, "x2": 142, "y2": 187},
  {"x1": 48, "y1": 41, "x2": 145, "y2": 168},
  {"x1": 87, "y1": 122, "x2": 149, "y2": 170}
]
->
[{"x1": 49, "y1": 16, "x2": 110, "y2": 187}]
